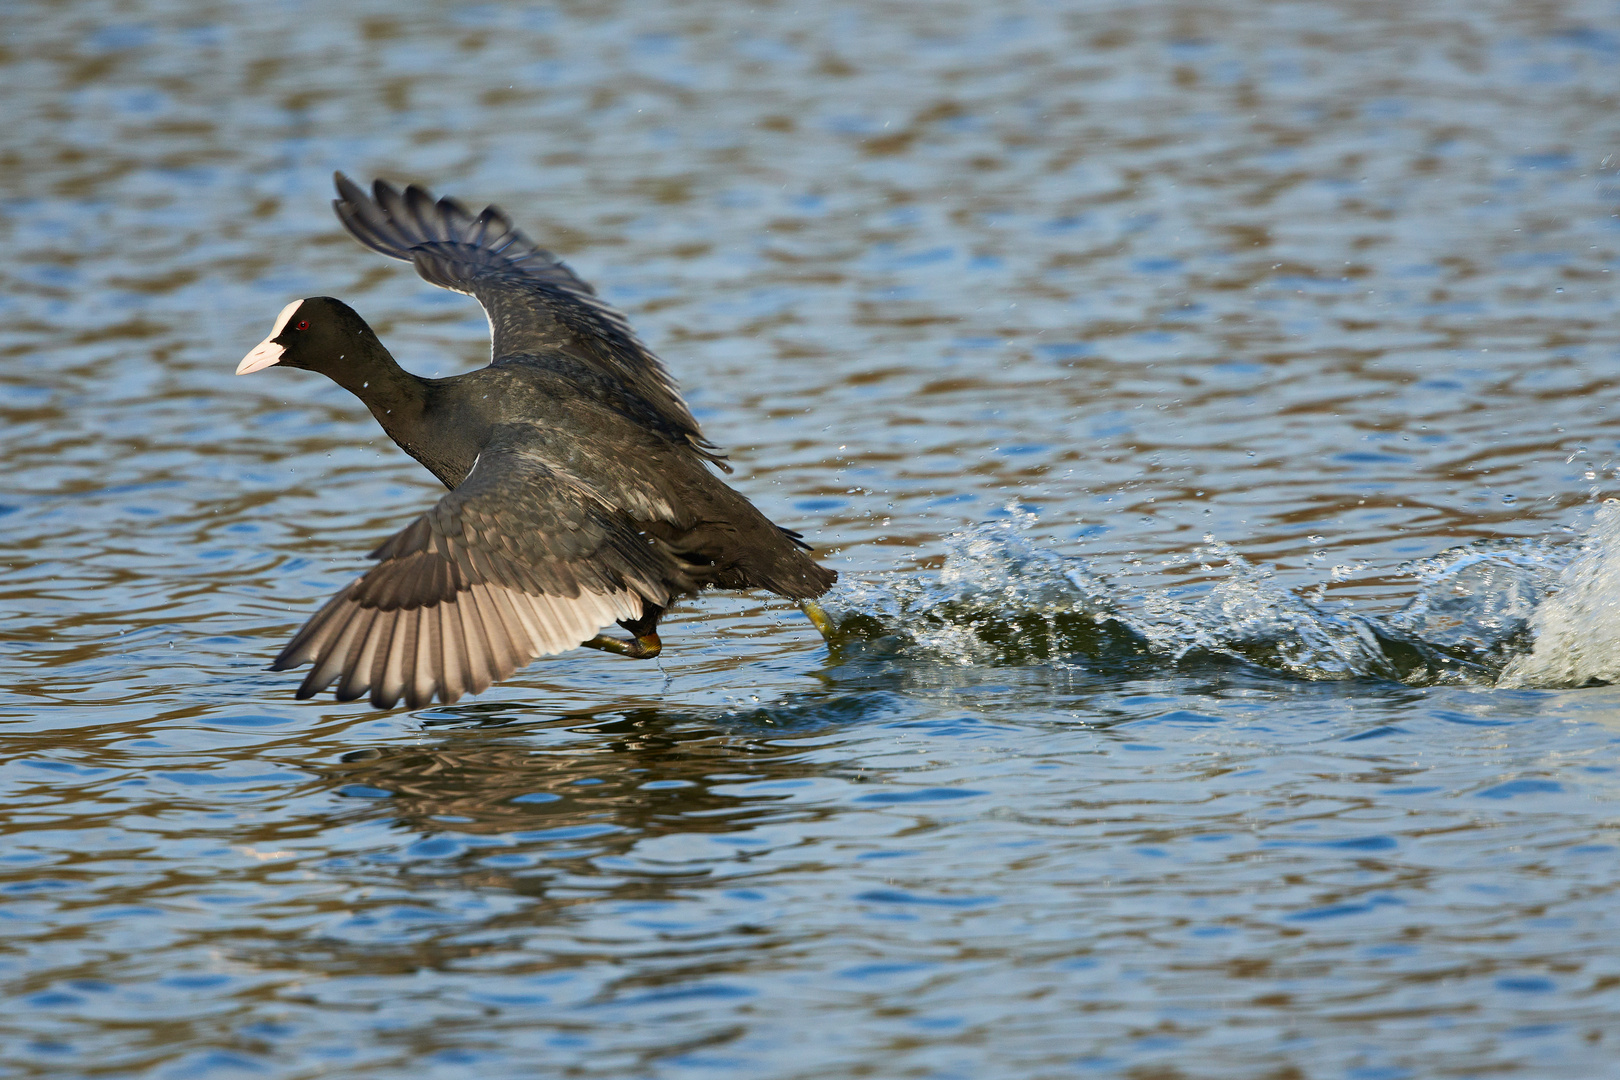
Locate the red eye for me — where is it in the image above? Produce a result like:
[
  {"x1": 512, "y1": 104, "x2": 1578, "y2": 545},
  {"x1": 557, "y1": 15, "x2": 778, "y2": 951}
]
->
[{"x1": 295, "y1": 320, "x2": 310, "y2": 331}]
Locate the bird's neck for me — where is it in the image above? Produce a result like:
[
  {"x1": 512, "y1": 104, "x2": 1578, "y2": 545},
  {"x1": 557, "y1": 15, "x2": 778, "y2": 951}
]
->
[{"x1": 322, "y1": 339, "x2": 441, "y2": 459}]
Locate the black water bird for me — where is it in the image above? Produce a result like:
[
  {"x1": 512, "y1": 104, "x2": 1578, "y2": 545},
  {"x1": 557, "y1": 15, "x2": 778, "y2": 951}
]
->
[{"x1": 238, "y1": 173, "x2": 836, "y2": 709}]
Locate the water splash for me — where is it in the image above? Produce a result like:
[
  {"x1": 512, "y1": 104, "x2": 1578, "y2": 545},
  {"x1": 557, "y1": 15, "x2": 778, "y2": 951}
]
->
[
  {"x1": 1389, "y1": 538, "x2": 1566, "y2": 666},
  {"x1": 821, "y1": 507, "x2": 1601, "y2": 688},
  {"x1": 1124, "y1": 538, "x2": 1403, "y2": 681},
  {"x1": 1498, "y1": 502, "x2": 1620, "y2": 688},
  {"x1": 823, "y1": 507, "x2": 1118, "y2": 665}
]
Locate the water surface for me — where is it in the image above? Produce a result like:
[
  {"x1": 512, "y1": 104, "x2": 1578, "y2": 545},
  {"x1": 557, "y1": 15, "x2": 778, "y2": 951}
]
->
[{"x1": 4, "y1": 1, "x2": 1620, "y2": 1076}]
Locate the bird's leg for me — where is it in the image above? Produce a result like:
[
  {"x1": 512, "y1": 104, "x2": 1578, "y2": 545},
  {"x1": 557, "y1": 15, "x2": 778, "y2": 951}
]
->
[
  {"x1": 800, "y1": 599, "x2": 835, "y2": 640},
  {"x1": 580, "y1": 634, "x2": 643, "y2": 657},
  {"x1": 580, "y1": 604, "x2": 664, "y2": 659}
]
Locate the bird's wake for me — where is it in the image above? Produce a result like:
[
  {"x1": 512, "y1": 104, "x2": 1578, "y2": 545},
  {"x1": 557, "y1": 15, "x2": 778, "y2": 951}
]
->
[{"x1": 818, "y1": 504, "x2": 1620, "y2": 688}]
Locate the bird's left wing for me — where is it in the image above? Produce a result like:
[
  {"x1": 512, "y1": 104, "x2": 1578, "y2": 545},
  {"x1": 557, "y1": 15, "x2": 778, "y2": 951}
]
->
[{"x1": 271, "y1": 430, "x2": 688, "y2": 709}]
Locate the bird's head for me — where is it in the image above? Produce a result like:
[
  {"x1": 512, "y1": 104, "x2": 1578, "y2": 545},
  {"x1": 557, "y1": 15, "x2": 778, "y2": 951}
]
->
[{"x1": 237, "y1": 296, "x2": 379, "y2": 378}]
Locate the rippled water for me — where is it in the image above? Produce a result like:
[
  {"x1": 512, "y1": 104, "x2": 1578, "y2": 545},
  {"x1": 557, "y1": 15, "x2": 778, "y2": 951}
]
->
[{"x1": 5, "y1": 0, "x2": 1620, "y2": 1076}]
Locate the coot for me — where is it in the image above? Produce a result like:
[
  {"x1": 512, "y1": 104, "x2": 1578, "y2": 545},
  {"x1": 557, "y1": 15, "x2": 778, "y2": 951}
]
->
[{"x1": 238, "y1": 173, "x2": 836, "y2": 709}]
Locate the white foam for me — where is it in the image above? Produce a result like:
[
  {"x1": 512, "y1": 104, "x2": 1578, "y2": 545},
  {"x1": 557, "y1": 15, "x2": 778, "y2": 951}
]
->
[{"x1": 1497, "y1": 502, "x2": 1620, "y2": 688}]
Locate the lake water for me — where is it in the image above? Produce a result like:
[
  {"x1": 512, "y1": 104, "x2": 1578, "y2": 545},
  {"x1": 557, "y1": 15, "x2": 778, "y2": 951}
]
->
[{"x1": 4, "y1": 1, "x2": 1620, "y2": 1076}]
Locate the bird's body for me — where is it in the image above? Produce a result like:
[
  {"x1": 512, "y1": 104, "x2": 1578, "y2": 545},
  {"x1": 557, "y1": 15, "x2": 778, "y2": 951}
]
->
[{"x1": 238, "y1": 174, "x2": 835, "y2": 709}]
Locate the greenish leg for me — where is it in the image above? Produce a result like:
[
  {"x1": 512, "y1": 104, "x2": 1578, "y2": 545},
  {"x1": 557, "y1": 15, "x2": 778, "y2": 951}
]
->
[
  {"x1": 800, "y1": 599, "x2": 835, "y2": 640},
  {"x1": 581, "y1": 632, "x2": 663, "y2": 659}
]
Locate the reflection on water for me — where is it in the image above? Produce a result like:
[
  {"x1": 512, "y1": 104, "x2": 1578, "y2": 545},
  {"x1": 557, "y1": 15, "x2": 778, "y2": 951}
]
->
[
  {"x1": 326, "y1": 706, "x2": 852, "y2": 844},
  {"x1": 5, "y1": 0, "x2": 1620, "y2": 1076}
]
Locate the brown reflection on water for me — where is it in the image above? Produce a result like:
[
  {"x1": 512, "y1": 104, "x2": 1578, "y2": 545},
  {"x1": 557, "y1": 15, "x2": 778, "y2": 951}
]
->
[{"x1": 323, "y1": 709, "x2": 835, "y2": 846}]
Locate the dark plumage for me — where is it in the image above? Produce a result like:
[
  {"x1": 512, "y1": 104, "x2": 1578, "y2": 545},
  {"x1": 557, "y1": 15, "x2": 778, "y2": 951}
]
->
[{"x1": 237, "y1": 173, "x2": 836, "y2": 709}]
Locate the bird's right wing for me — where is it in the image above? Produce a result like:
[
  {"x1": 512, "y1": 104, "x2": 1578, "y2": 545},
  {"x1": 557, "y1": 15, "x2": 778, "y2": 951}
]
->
[
  {"x1": 331, "y1": 173, "x2": 724, "y2": 465},
  {"x1": 271, "y1": 431, "x2": 689, "y2": 710}
]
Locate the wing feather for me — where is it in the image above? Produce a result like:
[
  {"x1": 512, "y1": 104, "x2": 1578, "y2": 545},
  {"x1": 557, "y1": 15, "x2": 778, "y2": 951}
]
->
[
  {"x1": 297, "y1": 603, "x2": 367, "y2": 699},
  {"x1": 270, "y1": 436, "x2": 690, "y2": 708},
  {"x1": 335, "y1": 609, "x2": 381, "y2": 702},
  {"x1": 377, "y1": 607, "x2": 409, "y2": 708},
  {"x1": 454, "y1": 595, "x2": 492, "y2": 696},
  {"x1": 331, "y1": 173, "x2": 726, "y2": 467}
]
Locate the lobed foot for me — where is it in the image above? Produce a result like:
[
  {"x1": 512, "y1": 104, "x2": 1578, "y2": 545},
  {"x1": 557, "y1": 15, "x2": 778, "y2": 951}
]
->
[
  {"x1": 582, "y1": 632, "x2": 663, "y2": 659},
  {"x1": 800, "y1": 599, "x2": 835, "y2": 640}
]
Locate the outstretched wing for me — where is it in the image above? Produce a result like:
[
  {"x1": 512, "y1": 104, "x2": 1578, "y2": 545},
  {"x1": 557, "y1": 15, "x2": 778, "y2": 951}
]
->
[
  {"x1": 331, "y1": 172, "x2": 723, "y2": 465},
  {"x1": 271, "y1": 432, "x2": 691, "y2": 709}
]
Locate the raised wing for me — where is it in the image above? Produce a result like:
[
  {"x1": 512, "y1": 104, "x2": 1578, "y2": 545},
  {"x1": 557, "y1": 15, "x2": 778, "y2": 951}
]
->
[
  {"x1": 331, "y1": 173, "x2": 724, "y2": 466},
  {"x1": 271, "y1": 430, "x2": 692, "y2": 709}
]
